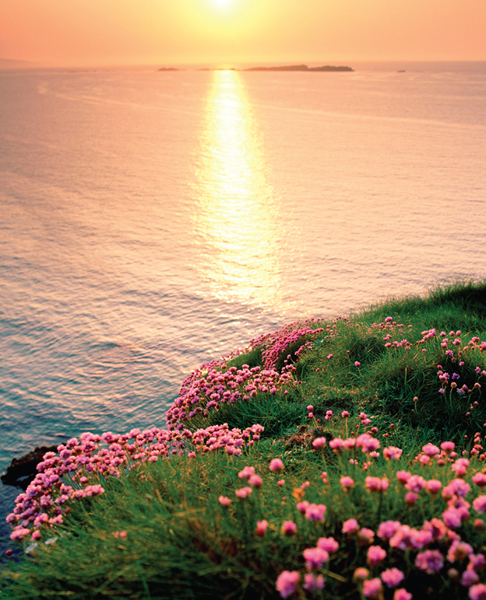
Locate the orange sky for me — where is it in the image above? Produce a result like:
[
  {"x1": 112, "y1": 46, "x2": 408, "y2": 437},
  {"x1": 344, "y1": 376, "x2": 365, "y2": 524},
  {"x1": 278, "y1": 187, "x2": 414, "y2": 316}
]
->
[{"x1": 1, "y1": 0, "x2": 485, "y2": 67}]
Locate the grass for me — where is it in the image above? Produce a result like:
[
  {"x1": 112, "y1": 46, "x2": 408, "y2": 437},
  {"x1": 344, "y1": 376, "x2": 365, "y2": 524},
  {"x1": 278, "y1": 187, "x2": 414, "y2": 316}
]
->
[{"x1": 2, "y1": 280, "x2": 486, "y2": 600}]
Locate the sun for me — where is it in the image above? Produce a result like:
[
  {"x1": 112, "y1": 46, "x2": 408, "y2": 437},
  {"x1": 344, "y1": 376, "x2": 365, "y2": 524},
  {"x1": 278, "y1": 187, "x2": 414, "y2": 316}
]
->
[{"x1": 212, "y1": 0, "x2": 235, "y2": 8}]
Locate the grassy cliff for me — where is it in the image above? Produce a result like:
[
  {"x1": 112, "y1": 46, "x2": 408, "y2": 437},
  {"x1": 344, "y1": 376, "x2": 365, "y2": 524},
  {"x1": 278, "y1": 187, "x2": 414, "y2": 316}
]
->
[{"x1": 2, "y1": 281, "x2": 486, "y2": 600}]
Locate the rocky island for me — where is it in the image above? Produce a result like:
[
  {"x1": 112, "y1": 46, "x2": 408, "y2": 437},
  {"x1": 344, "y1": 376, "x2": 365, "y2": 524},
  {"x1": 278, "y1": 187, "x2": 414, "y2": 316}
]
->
[{"x1": 243, "y1": 64, "x2": 354, "y2": 72}]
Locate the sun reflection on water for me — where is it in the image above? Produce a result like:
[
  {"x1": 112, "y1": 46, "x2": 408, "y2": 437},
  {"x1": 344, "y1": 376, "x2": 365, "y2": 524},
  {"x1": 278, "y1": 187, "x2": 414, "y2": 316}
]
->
[{"x1": 192, "y1": 70, "x2": 284, "y2": 312}]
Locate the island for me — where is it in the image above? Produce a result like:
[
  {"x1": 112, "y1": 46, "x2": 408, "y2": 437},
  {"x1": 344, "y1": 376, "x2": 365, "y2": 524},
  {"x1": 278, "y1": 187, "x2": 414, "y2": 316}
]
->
[{"x1": 243, "y1": 64, "x2": 353, "y2": 72}]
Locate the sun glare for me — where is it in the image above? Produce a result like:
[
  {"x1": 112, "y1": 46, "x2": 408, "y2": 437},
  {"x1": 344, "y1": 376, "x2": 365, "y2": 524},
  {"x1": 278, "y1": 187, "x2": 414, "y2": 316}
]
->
[{"x1": 212, "y1": 0, "x2": 234, "y2": 8}]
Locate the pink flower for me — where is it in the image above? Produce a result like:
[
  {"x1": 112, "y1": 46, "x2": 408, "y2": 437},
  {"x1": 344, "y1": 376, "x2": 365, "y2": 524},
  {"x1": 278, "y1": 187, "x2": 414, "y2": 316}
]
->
[
  {"x1": 447, "y1": 540, "x2": 473, "y2": 562},
  {"x1": 405, "y1": 475, "x2": 427, "y2": 493},
  {"x1": 353, "y1": 567, "x2": 370, "y2": 582},
  {"x1": 235, "y1": 487, "x2": 253, "y2": 498},
  {"x1": 113, "y1": 530, "x2": 127, "y2": 538},
  {"x1": 404, "y1": 492, "x2": 419, "y2": 506},
  {"x1": 396, "y1": 471, "x2": 411, "y2": 485},
  {"x1": 238, "y1": 466, "x2": 255, "y2": 480},
  {"x1": 426, "y1": 480, "x2": 442, "y2": 494},
  {"x1": 312, "y1": 437, "x2": 327, "y2": 449},
  {"x1": 367, "y1": 545, "x2": 387, "y2": 566},
  {"x1": 255, "y1": 520, "x2": 268, "y2": 537},
  {"x1": 277, "y1": 479, "x2": 285, "y2": 486},
  {"x1": 248, "y1": 474, "x2": 263, "y2": 488},
  {"x1": 377, "y1": 520, "x2": 401, "y2": 540},
  {"x1": 415, "y1": 550, "x2": 444, "y2": 574},
  {"x1": 470, "y1": 583, "x2": 486, "y2": 600},
  {"x1": 473, "y1": 496, "x2": 486, "y2": 514},
  {"x1": 381, "y1": 568, "x2": 405, "y2": 588},
  {"x1": 365, "y1": 476, "x2": 389, "y2": 493},
  {"x1": 383, "y1": 447, "x2": 403, "y2": 460},
  {"x1": 303, "y1": 573, "x2": 325, "y2": 591},
  {"x1": 355, "y1": 361, "x2": 361, "y2": 367},
  {"x1": 462, "y1": 570, "x2": 480, "y2": 587},
  {"x1": 362, "y1": 578, "x2": 383, "y2": 598},
  {"x1": 342, "y1": 518, "x2": 359, "y2": 535},
  {"x1": 340, "y1": 476, "x2": 355, "y2": 490},
  {"x1": 358, "y1": 528, "x2": 375, "y2": 546},
  {"x1": 276, "y1": 571, "x2": 300, "y2": 598},
  {"x1": 303, "y1": 547, "x2": 329, "y2": 569},
  {"x1": 10, "y1": 528, "x2": 30, "y2": 541},
  {"x1": 393, "y1": 590, "x2": 412, "y2": 600},
  {"x1": 422, "y1": 443, "x2": 440, "y2": 457},
  {"x1": 269, "y1": 459, "x2": 284, "y2": 473},
  {"x1": 305, "y1": 503, "x2": 327, "y2": 522},
  {"x1": 341, "y1": 411, "x2": 350, "y2": 418},
  {"x1": 281, "y1": 521, "x2": 297, "y2": 536},
  {"x1": 472, "y1": 473, "x2": 486, "y2": 488},
  {"x1": 297, "y1": 501, "x2": 309, "y2": 514},
  {"x1": 317, "y1": 537, "x2": 339, "y2": 553},
  {"x1": 441, "y1": 441, "x2": 455, "y2": 453}
]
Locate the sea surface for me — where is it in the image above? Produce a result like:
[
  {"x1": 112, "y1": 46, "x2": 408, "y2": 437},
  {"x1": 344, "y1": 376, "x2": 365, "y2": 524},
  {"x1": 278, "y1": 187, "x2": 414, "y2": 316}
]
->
[{"x1": 1, "y1": 61, "x2": 485, "y2": 549}]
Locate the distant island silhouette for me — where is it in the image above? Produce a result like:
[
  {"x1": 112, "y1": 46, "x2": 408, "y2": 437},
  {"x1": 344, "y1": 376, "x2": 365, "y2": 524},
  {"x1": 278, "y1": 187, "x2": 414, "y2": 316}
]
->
[
  {"x1": 158, "y1": 64, "x2": 354, "y2": 73},
  {"x1": 243, "y1": 64, "x2": 353, "y2": 72}
]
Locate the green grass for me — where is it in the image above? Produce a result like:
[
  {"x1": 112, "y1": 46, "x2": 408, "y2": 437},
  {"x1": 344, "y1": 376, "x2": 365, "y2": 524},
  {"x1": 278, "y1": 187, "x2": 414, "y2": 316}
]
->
[{"x1": 2, "y1": 280, "x2": 486, "y2": 600}]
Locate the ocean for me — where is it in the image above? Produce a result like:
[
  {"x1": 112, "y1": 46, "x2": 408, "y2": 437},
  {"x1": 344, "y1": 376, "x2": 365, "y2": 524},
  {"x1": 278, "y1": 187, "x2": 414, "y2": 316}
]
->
[{"x1": 1, "y1": 61, "x2": 485, "y2": 548}]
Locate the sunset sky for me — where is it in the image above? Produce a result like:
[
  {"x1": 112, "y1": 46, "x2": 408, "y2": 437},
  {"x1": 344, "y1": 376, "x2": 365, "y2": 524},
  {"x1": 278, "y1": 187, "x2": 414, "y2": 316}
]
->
[{"x1": 1, "y1": 0, "x2": 485, "y2": 67}]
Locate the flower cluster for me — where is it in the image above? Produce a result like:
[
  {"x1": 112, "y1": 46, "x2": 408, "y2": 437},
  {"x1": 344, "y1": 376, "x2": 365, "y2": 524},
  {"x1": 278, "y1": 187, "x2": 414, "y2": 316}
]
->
[
  {"x1": 6, "y1": 423, "x2": 263, "y2": 542},
  {"x1": 167, "y1": 321, "x2": 324, "y2": 430},
  {"x1": 273, "y1": 440, "x2": 486, "y2": 598}
]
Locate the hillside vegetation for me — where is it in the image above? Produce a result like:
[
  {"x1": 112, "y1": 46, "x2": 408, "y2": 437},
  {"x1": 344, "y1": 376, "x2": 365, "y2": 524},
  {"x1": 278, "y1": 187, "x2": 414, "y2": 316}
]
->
[{"x1": 2, "y1": 280, "x2": 486, "y2": 600}]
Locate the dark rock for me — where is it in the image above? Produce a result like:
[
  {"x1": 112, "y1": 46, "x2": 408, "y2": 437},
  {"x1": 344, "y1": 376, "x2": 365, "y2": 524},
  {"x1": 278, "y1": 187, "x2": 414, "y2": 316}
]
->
[{"x1": 1, "y1": 446, "x2": 59, "y2": 490}]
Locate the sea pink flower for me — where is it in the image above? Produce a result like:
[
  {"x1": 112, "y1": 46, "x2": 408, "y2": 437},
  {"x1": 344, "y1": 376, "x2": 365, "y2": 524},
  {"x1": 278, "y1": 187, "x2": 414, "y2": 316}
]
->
[
  {"x1": 381, "y1": 568, "x2": 405, "y2": 588},
  {"x1": 269, "y1": 458, "x2": 284, "y2": 473},
  {"x1": 276, "y1": 571, "x2": 300, "y2": 598},
  {"x1": 235, "y1": 487, "x2": 253, "y2": 498},
  {"x1": 422, "y1": 443, "x2": 440, "y2": 457},
  {"x1": 383, "y1": 447, "x2": 403, "y2": 460},
  {"x1": 277, "y1": 479, "x2": 285, "y2": 486},
  {"x1": 353, "y1": 567, "x2": 370, "y2": 582},
  {"x1": 426, "y1": 480, "x2": 442, "y2": 494},
  {"x1": 342, "y1": 518, "x2": 359, "y2": 535},
  {"x1": 317, "y1": 537, "x2": 339, "y2": 553},
  {"x1": 441, "y1": 441, "x2": 455, "y2": 453},
  {"x1": 367, "y1": 545, "x2": 387, "y2": 566},
  {"x1": 303, "y1": 573, "x2": 325, "y2": 591},
  {"x1": 362, "y1": 578, "x2": 383, "y2": 598},
  {"x1": 340, "y1": 476, "x2": 355, "y2": 490},
  {"x1": 238, "y1": 466, "x2": 255, "y2": 481},
  {"x1": 415, "y1": 549, "x2": 444, "y2": 574},
  {"x1": 248, "y1": 474, "x2": 263, "y2": 488},
  {"x1": 405, "y1": 475, "x2": 427, "y2": 493},
  {"x1": 393, "y1": 590, "x2": 412, "y2": 600},
  {"x1": 404, "y1": 492, "x2": 419, "y2": 506},
  {"x1": 447, "y1": 540, "x2": 473, "y2": 562},
  {"x1": 358, "y1": 528, "x2": 375, "y2": 546},
  {"x1": 10, "y1": 528, "x2": 30, "y2": 541},
  {"x1": 365, "y1": 476, "x2": 389, "y2": 493},
  {"x1": 355, "y1": 361, "x2": 361, "y2": 367},
  {"x1": 312, "y1": 437, "x2": 327, "y2": 449},
  {"x1": 281, "y1": 521, "x2": 297, "y2": 536},
  {"x1": 396, "y1": 471, "x2": 411, "y2": 485},
  {"x1": 377, "y1": 520, "x2": 402, "y2": 540},
  {"x1": 472, "y1": 473, "x2": 486, "y2": 488},
  {"x1": 255, "y1": 520, "x2": 268, "y2": 537},
  {"x1": 473, "y1": 496, "x2": 486, "y2": 514},
  {"x1": 303, "y1": 547, "x2": 329, "y2": 570},
  {"x1": 470, "y1": 584, "x2": 486, "y2": 600},
  {"x1": 297, "y1": 501, "x2": 310, "y2": 514},
  {"x1": 462, "y1": 570, "x2": 480, "y2": 587},
  {"x1": 305, "y1": 503, "x2": 327, "y2": 522}
]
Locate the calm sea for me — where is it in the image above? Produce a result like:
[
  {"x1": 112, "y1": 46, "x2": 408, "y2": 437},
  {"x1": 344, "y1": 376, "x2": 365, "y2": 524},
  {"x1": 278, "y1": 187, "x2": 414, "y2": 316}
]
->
[{"x1": 1, "y1": 61, "x2": 485, "y2": 546}]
